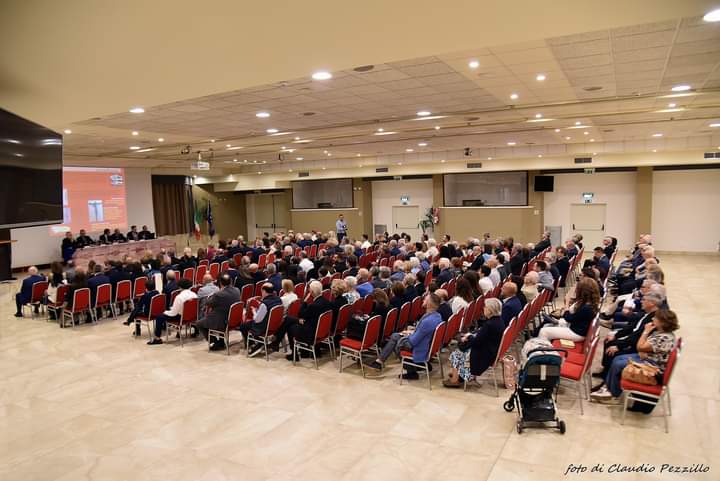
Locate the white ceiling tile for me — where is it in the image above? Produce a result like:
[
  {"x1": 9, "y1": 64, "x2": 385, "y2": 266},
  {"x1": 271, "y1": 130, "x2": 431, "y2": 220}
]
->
[
  {"x1": 613, "y1": 46, "x2": 670, "y2": 64},
  {"x1": 397, "y1": 62, "x2": 455, "y2": 77},
  {"x1": 556, "y1": 53, "x2": 612, "y2": 70},
  {"x1": 551, "y1": 39, "x2": 611, "y2": 59},
  {"x1": 612, "y1": 30, "x2": 676, "y2": 52},
  {"x1": 611, "y1": 20, "x2": 677, "y2": 37},
  {"x1": 547, "y1": 30, "x2": 608, "y2": 46},
  {"x1": 676, "y1": 23, "x2": 720, "y2": 43}
]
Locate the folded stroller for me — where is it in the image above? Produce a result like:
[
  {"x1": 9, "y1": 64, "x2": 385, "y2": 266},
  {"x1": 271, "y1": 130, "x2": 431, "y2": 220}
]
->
[{"x1": 503, "y1": 348, "x2": 566, "y2": 434}]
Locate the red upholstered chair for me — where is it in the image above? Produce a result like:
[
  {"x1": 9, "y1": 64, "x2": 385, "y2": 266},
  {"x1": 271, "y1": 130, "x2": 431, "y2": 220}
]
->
[
  {"x1": 379, "y1": 257, "x2": 388, "y2": 267},
  {"x1": 310, "y1": 244, "x2": 317, "y2": 259},
  {"x1": 233, "y1": 254, "x2": 243, "y2": 266},
  {"x1": 61, "y1": 288, "x2": 91, "y2": 329},
  {"x1": 170, "y1": 289, "x2": 181, "y2": 305},
  {"x1": 254, "y1": 280, "x2": 266, "y2": 297},
  {"x1": 352, "y1": 298, "x2": 364, "y2": 315},
  {"x1": 208, "y1": 263, "x2": 220, "y2": 280},
  {"x1": 293, "y1": 310, "x2": 333, "y2": 369},
  {"x1": 621, "y1": 338, "x2": 682, "y2": 433},
  {"x1": 461, "y1": 300, "x2": 475, "y2": 332},
  {"x1": 359, "y1": 254, "x2": 369, "y2": 268},
  {"x1": 258, "y1": 254, "x2": 267, "y2": 269},
  {"x1": 287, "y1": 299, "x2": 302, "y2": 319},
  {"x1": 399, "y1": 321, "x2": 446, "y2": 390},
  {"x1": 194, "y1": 265, "x2": 208, "y2": 285},
  {"x1": 91, "y1": 283, "x2": 114, "y2": 322},
  {"x1": 396, "y1": 302, "x2": 411, "y2": 332},
  {"x1": 362, "y1": 295, "x2": 374, "y2": 315},
  {"x1": 424, "y1": 270, "x2": 433, "y2": 287},
  {"x1": 240, "y1": 284, "x2": 254, "y2": 303},
  {"x1": 166, "y1": 297, "x2": 199, "y2": 347},
  {"x1": 199, "y1": 259, "x2": 209, "y2": 267},
  {"x1": 22, "y1": 280, "x2": 48, "y2": 318},
  {"x1": 220, "y1": 260, "x2": 230, "y2": 272},
  {"x1": 182, "y1": 267, "x2": 195, "y2": 283},
  {"x1": 560, "y1": 334, "x2": 600, "y2": 415},
  {"x1": 473, "y1": 295, "x2": 486, "y2": 325},
  {"x1": 322, "y1": 289, "x2": 332, "y2": 301},
  {"x1": 113, "y1": 279, "x2": 133, "y2": 316},
  {"x1": 410, "y1": 296, "x2": 423, "y2": 324},
  {"x1": 382, "y1": 307, "x2": 398, "y2": 342},
  {"x1": 132, "y1": 277, "x2": 146, "y2": 303},
  {"x1": 322, "y1": 303, "x2": 353, "y2": 361},
  {"x1": 47, "y1": 284, "x2": 68, "y2": 322},
  {"x1": 338, "y1": 314, "x2": 381, "y2": 377},
  {"x1": 246, "y1": 305, "x2": 284, "y2": 361},
  {"x1": 208, "y1": 301, "x2": 244, "y2": 355},
  {"x1": 294, "y1": 283, "x2": 305, "y2": 299},
  {"x1": 134, "y1": 293, "x2": 166, "y2": 339},
  {"x1": 466, "y1": 322, "x2": 516, "y2": 396},
  {"x1": 443, "y1": 311, "x2": 463, "y2": 348},
  {"x1": 267, "y1": 253, "x2": 276, "y2": 264}
]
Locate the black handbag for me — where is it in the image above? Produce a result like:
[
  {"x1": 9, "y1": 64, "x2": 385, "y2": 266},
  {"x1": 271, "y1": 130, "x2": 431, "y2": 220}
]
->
[{"x1": 346, "y1": 314, "x2": 369, "y2": 340}]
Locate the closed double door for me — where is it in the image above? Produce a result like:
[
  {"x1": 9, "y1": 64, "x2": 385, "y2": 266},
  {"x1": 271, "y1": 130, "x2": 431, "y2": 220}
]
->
[
  {"x1": 570, "y1": 203, "x2": 606, "y2": 250},
  {"x1": 253, "y1": 194, "x2": 288, "y2": 238}
]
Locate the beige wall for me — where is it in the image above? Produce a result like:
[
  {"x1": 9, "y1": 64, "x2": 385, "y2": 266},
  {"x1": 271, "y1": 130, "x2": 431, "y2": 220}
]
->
[
  {"x1": 192, "y1": 184, "x2": 248, "y2": 240},
  {"x1": 636, "y1": 167, "x2": 653, "y2": 238}
]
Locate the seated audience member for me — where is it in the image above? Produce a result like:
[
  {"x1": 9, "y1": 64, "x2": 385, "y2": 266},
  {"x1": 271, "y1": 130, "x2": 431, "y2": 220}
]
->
[
  {"x1": 265, "y1": 263, "x2": 282, "y2": 293},
  {"x1": 124, "y1": 279, "x2": 160, "y2": 336},
  {"x1": 585, "y1": 246, "x2": 610, "y2": 278},
  {"x1": 390, "y1": 282, "x2": 407, "y2": 310},
  {"x1": 61, "y1": 232, "x2": 76, "y2": 262},
  {"x1": 280, "y1": 279, "x2": 298, "y2": 313},
  {"x1": 555, "y1": 247, "x2": 570, "y2": 287},
  {"x1": 139, "y1": 225, "x2": 154, "y2": 240},
  {"x1": 147, "y1": 278, "x2": 197, "y2": 345},
  {"x1": 602, "y1": 236, "x2": 616, "y2": 259},
  {"x1": 329, "y1": 279, "x2": 349, "y2": 326},
  {"x1": 64, "y1": 269, "x2": 89, "y2": 320},
  {"x1": 345, "y1": 255, "x2": 359, "y2": 277},
  {"x1": 496, "y1": 253, "x2": 510, "y2": 281},
  {"x1": 372, "y1": 266, "x2": 392, "y2": 289},
  {"x1": 508, "y1": 244, "x2": 525, "y2": 276},
  {"x1": 521, "y1": 271, "x2": 540, "y2": 303},
  {"x1": 110, "y1": 228, "x2": 127, "y2": 243},
  {"x1": 240, "y1": 283, "x2": 283, "y2": 353},
  {"x1": 403, "y1": 274, "x2": 418, "y2": 302},
  {"x1": 532, "y1": 231, "x2": 552, "y2": 254},
  {"x1": 572, "y1": 233, "x2": 584, "y2": 250},
  {"x1": 162, "y1": 270, "x2": 179, "y2": 308},
  {"x1": 273, "y1": 281, "x2": 331, "y2": 360},
  {"x1": 592, "y1": 309, "x2": 678, "y2": 405},
  {"x1": 444, "y1": 298, "x2": 505, "y2": 388},
  {"x1": 98, "y1": 229, "x2": 112, "y2": 245},
  {"x1": 298, "y1": 252, "x2": 314, "y2": 273},
  {"x1": 49, "y1": 261, "x2": 65, "y2": 288},
  {"x1": 127, "y1": 225, "x2": 141, "y2": 241},
  {"x1": 390, "y1": 260, "x2": 405, "y2": 282},
  {"x1": 534, "y1": 260, "x2": 554, "y2": 291},
  {"x1": 501, "y1": 282, "x2": 522, "y2": 326},
  {"x1": 509, "y1": 275, "x2": 527, "y2": 307},
  {"x1": 87, "y1": 264, "x2": 110, "y2": 313},
  {"x1": 75, "y1": 229, "x2": 94, "y2": 248},
  {"x1": 355, "y1": 268, "x2": 373, "y2": 297},
  {"x1": 450, "y1": 277, "x2": 473, "y2": 314},
  {"x1": 366, "y1": 292, "x2": 445, "y2": 379},
  {"x1": 14, "y1": 266, "x2": 46, "y2": 317},
  {"x1": 486, "y1": 258, "x2": 501, "y2": 287},
  {"x1": 478, "y1": 265, "x2": 494, "y2": 295},
  {"x1": 435, "y1": 258, "x2": 454, "y2": 285},
  {"x1": 462, "y1": 270, "x2": 482, "y2": 299},
  {"x1": 177, "y1": 247, "x2": 198, "y2": 271},
  {"x1": 343, "y1": 276, "x2": 361, "y2": 304},
  {"x1": 592, "y1": 289, "x2": 666, "y2": 391},
  {"x1": 434, "y1": 288, "x2": 452, "y2": 322},
  {"x1": 538, "y1": 278, "x2": 599, "y2": 342},
  {"x1": 371, "y1": 288, "x2": 392, "y2": 321},
  {"x1": 197, "y1": 274, "x2": 219, "y2": 317},
  {"x1": 196, "y1": 274, "x2": 242, "y2": 351}
]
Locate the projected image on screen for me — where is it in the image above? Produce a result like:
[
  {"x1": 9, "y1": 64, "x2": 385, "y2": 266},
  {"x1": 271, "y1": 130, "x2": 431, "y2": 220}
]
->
[{"x1": 49, "y1": 167, "x2": 128, "y2": 235}]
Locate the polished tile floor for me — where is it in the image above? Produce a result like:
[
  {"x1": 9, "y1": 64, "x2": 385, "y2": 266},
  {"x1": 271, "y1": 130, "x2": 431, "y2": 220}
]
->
[{"x1": 1, "y1": 254, "x2": 718, "y2": 481}]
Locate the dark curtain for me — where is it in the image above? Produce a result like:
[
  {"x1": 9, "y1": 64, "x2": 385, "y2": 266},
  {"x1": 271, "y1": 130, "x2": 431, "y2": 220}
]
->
[{"x1": 152, "y1": 176, "x2": 192, "y2": 236}]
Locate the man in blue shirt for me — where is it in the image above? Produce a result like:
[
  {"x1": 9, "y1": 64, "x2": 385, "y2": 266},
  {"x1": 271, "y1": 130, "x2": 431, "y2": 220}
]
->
[
  {"x1": 501, "y1": 282, "x2": 522, "y2": 326},
  {"x1": 367, "y1": 292, "x2": 444, "y2": 380},
  {"x1": 15, "y1": 266, "x2": 46, "y2": 317},
  {"x1": 335, "y1": 214, "x2": 348, "y2": 242},
  {"x1": 355, "y1": 269, "x2": 374, "y2": 297}
]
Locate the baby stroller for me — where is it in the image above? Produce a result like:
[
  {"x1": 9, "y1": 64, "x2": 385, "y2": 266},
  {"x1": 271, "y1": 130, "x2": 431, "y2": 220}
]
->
[{"x1": 503, "y1": 347, "x2": 567, "y2": 434}]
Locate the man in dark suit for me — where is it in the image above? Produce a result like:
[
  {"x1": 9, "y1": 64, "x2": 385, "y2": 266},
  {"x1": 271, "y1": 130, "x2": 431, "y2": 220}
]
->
[
  {"x1": 435, "y1": 258, "x2": 454, "y2": 285},
  {"x1": 61, "y1": 232, "x2": 76, "y2": 262},
  {"x1": 532, "y1": 231, "x2": 552, "y2": 255},
  {"x1": 75, "y1": 229, "x2": 94, "y2": 248},
  {"x1": 500, "y1": 282, "x2": 522, "y2": 326},
  {"x1": 123, "y1": 278, "x2": 159, "y2": 336},
  {"x1": 196, "y1": 274, "x2": 242, "y2": 350},
  {"x1": 272, "y1": 280, "x2": 331, "y2": 361},
  {"x1": 14, "y1": 266, "x2": 46, "y2": 317},
  {"x1": 126, "y1": 225, "x2": 141, "y2": 241},
  {"x1": 162, "y1": 270, "x2": 179, "y2": 308},
  {"x1": 109, "y1": 228, "x2": 127, "y2": 243},
  {"x1": 98, "y1": 229, "x2": 112, "y2": 245},
  {"x1": 139, "y1": 225, "x2": 154, "y2": 240},
  {"x1": 87, "y1": 265, "x2": 111, "y2": 316},
  {"x1": 508, "y1": 246, "x2": 525, "y2": 276}
]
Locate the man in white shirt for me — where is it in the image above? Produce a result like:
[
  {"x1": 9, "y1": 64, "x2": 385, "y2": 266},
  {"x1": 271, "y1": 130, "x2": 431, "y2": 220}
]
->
[
  {"x1": 478, "y1": 265, "x2": 494, "y2": 294},
  {"x1": 360, "y1": 234, "x2": 372, "y2": 250},
  {"x1": 486, "y1": 258, "x2": 501, "y2": 287},
  {"x1": 148, "y1": 278, "x2": 198, "y2": 345},
  {"x1": 298, "y1": 252, "x2": 314, "y2": 273},
  {"x1": 335, "y1": 214, "x2": 348, "y2": 242}
]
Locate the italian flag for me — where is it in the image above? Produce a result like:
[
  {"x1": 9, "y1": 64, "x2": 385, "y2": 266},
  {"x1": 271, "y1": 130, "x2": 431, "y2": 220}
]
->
[{"x1": 193, "y1": 204, "x2": 201, "y2": 240}]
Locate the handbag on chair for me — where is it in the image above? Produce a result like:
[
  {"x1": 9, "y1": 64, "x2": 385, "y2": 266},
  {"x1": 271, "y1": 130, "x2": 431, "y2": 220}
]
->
[{"x1": 621, "y1": 360, "x2": 660, "y2": 385}]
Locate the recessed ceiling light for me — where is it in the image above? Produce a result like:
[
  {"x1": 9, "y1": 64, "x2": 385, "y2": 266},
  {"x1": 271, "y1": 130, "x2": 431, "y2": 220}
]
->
[
  {"x1": 323, "y1": 150, "x2": 328, "y2": 154},
  {"x1": 327, "y1": 153, "x2": 332, "y2": 156},
  {"x1": 537, "y1": 154, "x2": 543, "y2": 158},
  {"x1": 377, "y1": 128, "x2": 384, "y2": 132},
  {"x1": 158, "y1": 138, "x2": 164, "y2": 142},
  {"x1": 405, "y1": 148, "x2": 414, "y2": 152},
  {"x1": 253, "y1": 160, "x2": 257, "y2": 163},
  {"x1": 709, "y1": 123, "x2": 720, "y2": 128},
  {"x1": 703, "y1": 8, "x2": 720, "y2": 22},
  {"x1": 554, "y1": 128, "x2": 561, "y2": 133},
  {"x1": 243, "y1": 159, "x2": 248, "y2": 163},
  {"x1": 135, "y1": 147, "x2": 155, "y2": 153},
  {"x1": 575, "y1": 121, "x2": 581, "y2": 126},
  {"x1": 417, "y1": 111, "x2": 431, "y2": 117},
  {"x1": 668, "y1": 103, "x2": 676, "y2": 108},
  {"x1": 63, "y1": 129, "x2": 72, "y2": 134},
  {"x1": 507, "y1": 141, "x2": 516, "y2": 146},
  {"x1": 510, "y1": 93, "x2": 519, "y2": 100},
  {"x1": 652, "y1": 149, "x2": 657, "y2": 153},
  {"x1": 132, "y1": 131, "x2": 139, "y2": 136},
  {"x1": 535, "y1": 113, "x2": 542, "y2": 118},
  {"x1": 487, "y1": 157, "x2": 493, "y2": 160},
  {"x1": 322, "y1": 167, "x2": 327, "y2": 170},
  {"x1": 281, "y1": 146, "x2": 286, "y2": 149},
  {"x1": 359, "y1": 164, "x2": 363, "y2": 167},
  {"x1": 288, "y1": 169, "x2": 293, "y2": 173},
  {"x1": 296, "y1": 157, "x2": 304, "y2": 161},
  {"x1": 226, "y1": 144, "x2": 232, "y2": 148},
  {"x1": 592, "y1": 152, "x2": 597, "y2": 156},
  {"x1": 583, "y1": 131, "x2": 589, "y2": 135},
  {"x1": 266, "y1": 128, "x2": 279, "y2": 134},
  {"x1": 256, "y1": 112, "x2": 270, "y2": 118},
  {"x1": 262, "y1": 160, "x2": 267, "y2": 164},
  {"x1": 257, "y1": 171, "x2": 262, "y2": 175},
  {"x1": 468, "y1": 60, "x2": 480, "y2": 69},
  {"x1": 671, "y1": 84, "x2": 691, "y2": 92},
  {"x1": 129, "y1": 146, "x2": 141, "y2": 150},
  {"x1": 590, "y1": 138, "x2": 595, "y2": 142},
  {"x1": 294, "y1": 136, "x2": 301, "y2": 141},
  {"x1": 129, "y1": 107, "x2": 144, "y2": 114},
  {"x1": 565, "y1": 136, "x2": 571, "y2": 140},
  {"x1": 441, "y1": 159, "x2": 446, "y2": 163},
  {"x1": 652, "y1": 133, "x2": 663, "y2": 137},
  {"x1": 536, "y1": 73, "x2": 546, "y2": 81},
  {"x1": 233, "y1": 158, "x2": 238, "y2": 162},
  {"x1": 418, "y1": 142, "x2": 427, "y2": 147},
  {"x1": 312, "y1": 71, "x2": 332, "y2": 80},
  {"x1": 356, "y1": 153, "x2": 361, "y2": 157},
  {"x1": 434, "y1": 125, "x2": 441, "y2": 130},
  {"x1": 374, "y1": 131, "x2": 397, "y2": 136},
  {"x1": 210, "y1": 139, "x2": 216, "y2": 143},
  {"x1": 397, "y1": 162, "x2": 403, "y2": 166}
]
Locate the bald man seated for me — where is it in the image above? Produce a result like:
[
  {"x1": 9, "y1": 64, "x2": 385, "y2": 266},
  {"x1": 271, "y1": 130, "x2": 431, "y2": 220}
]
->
[{"x1": 15, "y1": 266, "x2": 47, "y2": 317}]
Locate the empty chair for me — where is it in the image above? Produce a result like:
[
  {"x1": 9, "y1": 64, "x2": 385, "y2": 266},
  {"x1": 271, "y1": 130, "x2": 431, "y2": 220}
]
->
[
  {"x1": 91, "y1": 283, "x2": 114, "y2": 322},
  {"x1": 339, "y1": 314, "x2": 382, "y2": 377},
  {"x1": 182, "y1": 267, "x2": 195, "y2": 283},
  {"x1": 194, "y1": 265, "x2": 208, "y2": 285},
  {"x1": 208, "y1": 263, "x2": 220, "y2": 280},
  {"x1": 61, "y1": 288, "x2": 91, "y2": 329},
  {"x1": 132, "y1": 277, "x2": 147, "y2": 303},
  {"x1": 113, "y1": 279, "x2": 133, "y2": 316}
]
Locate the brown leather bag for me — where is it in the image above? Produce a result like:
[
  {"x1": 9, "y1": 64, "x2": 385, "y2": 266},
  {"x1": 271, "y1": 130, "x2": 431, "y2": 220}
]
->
[{"x1": 621, "y1": 360, "x2": 660, "y2": 385}]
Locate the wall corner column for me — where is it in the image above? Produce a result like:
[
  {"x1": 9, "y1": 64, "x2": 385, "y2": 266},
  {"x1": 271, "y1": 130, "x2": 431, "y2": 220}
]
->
[{"x1": 635, "y1": 167, "x2": 653, "y2": 238}]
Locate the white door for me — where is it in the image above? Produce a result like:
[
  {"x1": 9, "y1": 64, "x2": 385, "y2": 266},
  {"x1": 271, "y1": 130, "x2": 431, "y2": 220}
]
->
[
  {"x1": 570, "y1": 203, "x2": 606, "y2": 250},
  {"x1": 253, "y1": 194, "x2": 275, "y2": 239},
  {"x1": 392, "y1": 205, "x2": 420, "y2": 241}
]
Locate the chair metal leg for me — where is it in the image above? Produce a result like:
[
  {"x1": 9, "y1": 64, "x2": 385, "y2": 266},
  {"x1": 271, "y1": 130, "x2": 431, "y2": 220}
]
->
[
  {"x1": 663, "y1": 393, "x2": 670, "y2": 433},
  {"x1": 338, "y1": 349, "x2": 344, "y2": 373},
  {"x1": 359, "y1": 352, "x2": 365, "y2": 377},
  {"x1": 312, "y1": 348, "x2": 318, "y2": 370},
  {"x1": 577, "y1": 382, "x2": 584, "y2": 415},
  {"x1": 399, "y1": 359, "x2": 404, "y2": 385},
  {"x1": 426, "y1": 365, "x2": 432, "y2": 391},
  {"x1": 493, "y1": 366, "x2": 499, "y2": 397},
  {"x1": 621, "y1": 393, "x2": 629, "y2": 425},
  {"x1": 665, "y1": 387, "x2": 672, "y2": 416}
]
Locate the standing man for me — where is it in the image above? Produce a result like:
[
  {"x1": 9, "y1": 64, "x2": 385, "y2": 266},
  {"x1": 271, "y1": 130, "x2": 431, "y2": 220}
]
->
[{"x1": 336, "y1": 214, "x2": 348, "y2": 242}]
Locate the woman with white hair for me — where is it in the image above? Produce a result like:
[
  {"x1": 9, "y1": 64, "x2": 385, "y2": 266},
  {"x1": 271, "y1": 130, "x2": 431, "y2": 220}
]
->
[
  {"x1": 343, "y1": 276, "x2": 361, "y2": 304},
  {"x1": 443, "y1": 298, "x2": 506, "y2": 388},
  {"x1": 522, "y1": 271, "x2": 540, "y2": 303}
]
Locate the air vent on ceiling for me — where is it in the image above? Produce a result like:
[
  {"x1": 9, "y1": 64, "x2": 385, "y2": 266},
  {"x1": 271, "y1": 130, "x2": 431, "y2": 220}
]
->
[
  {"x1": 353, "y1": 65, "x2": 375, "y2": 72},
  {"x1": 302, "y1": 112, "x2": 316, "y2": 116},
  {"x1": 704, "y1": 152, "x2": 720, "y2": 159},
  {"x1": 466, "y1": 162, "x2": 483, "y2": 169},
  {"x1": 574, "y1": 157, "x2": 593, "y2": 164},
  {"x1": 583, "y1": 86, "x2": 603, "y2": 91},
  {"x1": 298, "y1": 171, "x2": 310, "y2": 178},
  {"x1": 376, "y1": 167, "x2": 389, "y2": 173}
]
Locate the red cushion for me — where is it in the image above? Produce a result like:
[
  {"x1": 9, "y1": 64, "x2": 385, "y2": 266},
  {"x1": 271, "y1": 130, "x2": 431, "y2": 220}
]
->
[
  {"x1": 552, "y1": 339, "x2": 585, "y2": 353},
  {"x1": 399, "y1": 350, "x2": 413, "y2": 358},
  {"x1": 620, "y1": 379, "x2": 663, "y2": 396},
  {"x1": 339, "y1": 338, "x2": 362, "y2": 350},
  {"x1": 566, "y1": 351, "x2": 586, "y2": 365},
  {"x1": 560, "y1": 361, "x2": 583, "y2": 380}
]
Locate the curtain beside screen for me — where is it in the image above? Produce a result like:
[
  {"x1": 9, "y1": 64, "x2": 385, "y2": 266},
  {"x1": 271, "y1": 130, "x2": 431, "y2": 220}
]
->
[{"x1": 151, "y1": 176, "x2": 192, "y2": 235}]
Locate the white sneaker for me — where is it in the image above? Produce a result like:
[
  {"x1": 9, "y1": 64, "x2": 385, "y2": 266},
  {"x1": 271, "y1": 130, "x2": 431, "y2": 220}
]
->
[{"x1": 590, "y1": 386, "x2": 612, "y2": 400}]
